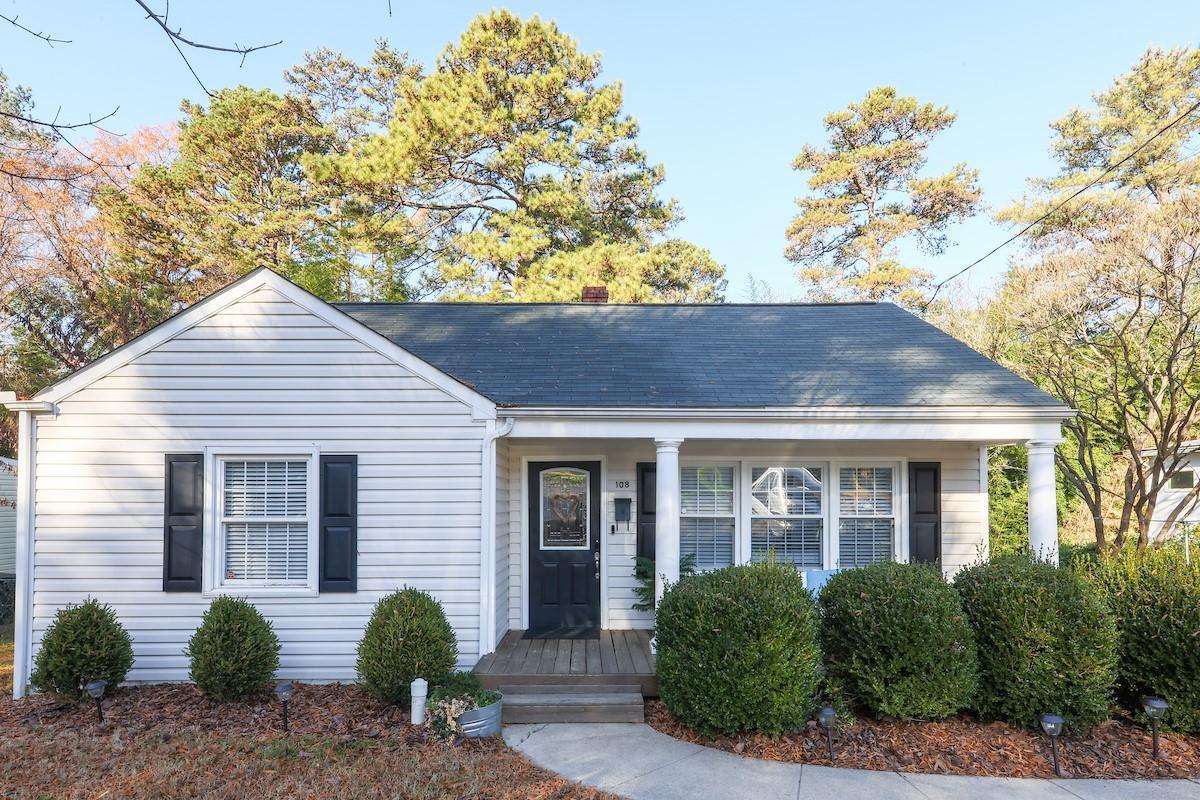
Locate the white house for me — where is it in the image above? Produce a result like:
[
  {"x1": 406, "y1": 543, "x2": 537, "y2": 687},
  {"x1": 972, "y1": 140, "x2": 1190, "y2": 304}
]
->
[
  {"x1": 2, "y1": 269, "x2": 1072, "y2": 700},
  {"x1": 1149, "y1": 444, "x2": 1200, "y2": 547}
]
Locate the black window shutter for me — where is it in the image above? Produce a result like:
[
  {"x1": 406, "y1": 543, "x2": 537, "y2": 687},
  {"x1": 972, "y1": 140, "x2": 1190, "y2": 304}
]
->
[
  {"x1": 908, "y1": 462, "x2": 941, "y2": 565},
  {"x1": 163, "y1": 453, "x2": 204, "y2": 592},
  {"x1": 636, "y1": 463, "x2": 656, "y2": 561},
  {"x1": 320, "y1": 454, "x2": 358, "y2": 592}
]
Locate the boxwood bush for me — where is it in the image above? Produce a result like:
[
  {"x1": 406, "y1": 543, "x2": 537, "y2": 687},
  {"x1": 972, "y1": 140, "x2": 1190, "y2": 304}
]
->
[
  {"x1": 819, "y1": 561, "x2": 977, "y2": 719},
  {"x1": 357, "y1": 587, "x2": 457, "y2": 703},
  {"x1": 31, "y1": 598, "x2": 134, "y2": 701},
  {"x1": 1081, "y1": 546, "x2": 1200, "y2": 732},
  {"x1": 186, "y1": 596, "x2": 280, "y2": 700},
  {"x1": 956, "y1": 555, "x2": 1117, "y2": 732},
  {"x1": 655, "y1": 562, "x2": 821, "y2": 735}
]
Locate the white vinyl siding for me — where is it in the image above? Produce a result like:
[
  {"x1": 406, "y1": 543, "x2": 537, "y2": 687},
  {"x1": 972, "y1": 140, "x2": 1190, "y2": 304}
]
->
[
  {"x1": 29, "y1": 286, "x2": 488, "y2": 683},
  {"x1": 679, "y1": 465, "x2": 735, "y2": 572},
  {"x1": 0, "y1": 460, "x2": 15, "y2": 575}
]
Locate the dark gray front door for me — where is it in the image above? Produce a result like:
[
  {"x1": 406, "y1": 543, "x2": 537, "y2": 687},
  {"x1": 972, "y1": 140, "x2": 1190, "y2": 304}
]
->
[{"x1": 528, "y1": 461, "x2": 601, "y2": 632}]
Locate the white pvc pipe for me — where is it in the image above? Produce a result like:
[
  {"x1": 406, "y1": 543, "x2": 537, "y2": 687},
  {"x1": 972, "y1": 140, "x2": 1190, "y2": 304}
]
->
[{"x1": 410, "y1": 678, "x2": 428, "y2": 725}]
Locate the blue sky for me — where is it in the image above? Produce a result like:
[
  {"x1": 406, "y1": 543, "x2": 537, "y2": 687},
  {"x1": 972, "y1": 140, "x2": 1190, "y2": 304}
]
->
[{"x1": 5, "y1": 1, "x2": 1198, "y2": 299}]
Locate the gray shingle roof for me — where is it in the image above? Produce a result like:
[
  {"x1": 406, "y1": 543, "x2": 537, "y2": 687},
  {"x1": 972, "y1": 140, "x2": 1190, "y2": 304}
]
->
[{"x1": 335, "y1": 301, "x2": 1063, "y2": 409}]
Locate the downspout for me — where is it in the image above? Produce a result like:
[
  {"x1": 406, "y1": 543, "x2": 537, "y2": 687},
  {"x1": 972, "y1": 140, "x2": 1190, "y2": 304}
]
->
[
  {"x1": 478, "y1": 416, "x2": 514, "y2": 658},
  {"x1": 2, "y1": 397, "x2": 56, "y2": 698}
]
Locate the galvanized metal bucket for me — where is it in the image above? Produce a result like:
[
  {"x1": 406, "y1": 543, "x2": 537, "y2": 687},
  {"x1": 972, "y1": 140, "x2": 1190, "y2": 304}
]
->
[{"x1": 459, "y1": 693, "x2": 503, "y2": 738}]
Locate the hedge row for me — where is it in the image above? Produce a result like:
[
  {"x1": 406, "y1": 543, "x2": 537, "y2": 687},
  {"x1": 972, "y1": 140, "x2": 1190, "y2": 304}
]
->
[
  {"x1": 657, "y1": 554, "x2": 1197, "y2": 736},
  {"x1": 31, "y1": 588, "x2": 459, "y2": 705}
]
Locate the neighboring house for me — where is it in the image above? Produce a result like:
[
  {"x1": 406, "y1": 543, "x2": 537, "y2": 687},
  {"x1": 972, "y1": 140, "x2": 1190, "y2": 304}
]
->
[
  {"x1": 0, "y1": 457, "x2": 15, "y2": 579},
  {"x1": 1149, "y1": 443, "x2": 1200, "y2": 545},
  {"x1": 1, "y1": 269, "x2": 1073, "y2": 699}
]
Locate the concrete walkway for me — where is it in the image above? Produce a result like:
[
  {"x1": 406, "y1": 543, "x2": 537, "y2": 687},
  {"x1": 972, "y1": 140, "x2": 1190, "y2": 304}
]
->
[{"x1": 504, "y1": 722, "x2": 1200, "y2": 800}]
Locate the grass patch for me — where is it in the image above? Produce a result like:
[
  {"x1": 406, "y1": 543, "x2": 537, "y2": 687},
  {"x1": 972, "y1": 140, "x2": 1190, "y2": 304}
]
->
[
  {"x1": 0, "y1": 728, "x2": 612, "y2": 800},
  {"x1": 0, "y1": 683, "x2": 614, "y2": 799}
]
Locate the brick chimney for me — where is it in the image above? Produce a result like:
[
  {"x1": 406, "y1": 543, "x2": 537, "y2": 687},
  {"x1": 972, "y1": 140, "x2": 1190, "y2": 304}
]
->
[{"x1": 581, "y1": 286, "x2": 609, "y2": 304}]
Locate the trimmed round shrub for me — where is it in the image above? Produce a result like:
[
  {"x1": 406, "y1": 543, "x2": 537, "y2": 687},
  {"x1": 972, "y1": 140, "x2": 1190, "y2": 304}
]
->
[
  {"x1": 655, "y1": 562, "x2": 821, "y2": 735},
  {"x1": 1081, "y1": 546, "x2": 1200, "y2": 732},
  {"x1": 186, "y1": 596, "x2": 280, "y2": 700},
  {"x1": 819, "y1": 561, "x2": 977, "y2": 719},
  {"x1": 956, "y1": 555, "x2": 1117, "y2": 732},
  {"x1": 357, "y1": 588, "x2": 457, "y2": 703},
  {"x1": 31, "y1": 598, "x2": 134, "y2": 701}
]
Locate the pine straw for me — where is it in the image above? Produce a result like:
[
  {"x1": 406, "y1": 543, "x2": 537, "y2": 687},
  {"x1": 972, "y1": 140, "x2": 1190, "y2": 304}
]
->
[
  {"x1": 0, "y1": 684, "x2": 616, "y2": 800},
  {"x1": 646, "y1": 700, "x2": 1200, "y2": 779}
]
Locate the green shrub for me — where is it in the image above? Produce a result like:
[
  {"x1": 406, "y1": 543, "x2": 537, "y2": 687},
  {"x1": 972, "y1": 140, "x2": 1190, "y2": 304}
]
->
[
  {"x1": 185, "y1": 596, "x2": 280, "y2": 700},
  {"x1": 31, "y1": 598, "x2": 134, "y2": 701},
  {"x1": 357, "y1": 588, "x2": 457, "y2": 703},
  {"x1": 655, "y1": 562, "x2": 821, "y2": 735},
  {"x1": 819, "y1": 561, "x2": 977, "y2": 719},
  {"x1": 956, "y1": 555, "x2": 1117, "y2": 732},
  {"x1": 1081, "y1": 547, "x2": 1200, "y2": 732}
]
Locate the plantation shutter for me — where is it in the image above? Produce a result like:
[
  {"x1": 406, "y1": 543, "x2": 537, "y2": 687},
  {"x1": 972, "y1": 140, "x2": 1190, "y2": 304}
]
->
[
  {"x1": 319, "y1": 454, "x2": 358, "y2": 593},
  {"x1": 163, "y1": 453, "x2": 204, "y2": 592}
]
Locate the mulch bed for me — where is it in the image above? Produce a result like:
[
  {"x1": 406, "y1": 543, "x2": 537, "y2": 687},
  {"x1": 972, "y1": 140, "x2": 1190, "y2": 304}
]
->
[
  {"x1": 0, "y1": 681, "x2": 415, "y2": 740},
  {"x1": 0, "y1": 685, "x2": 615, "y2": 800},
  {"x1": 646, "y1": 700, "x2": 1200, "y2": 779}
]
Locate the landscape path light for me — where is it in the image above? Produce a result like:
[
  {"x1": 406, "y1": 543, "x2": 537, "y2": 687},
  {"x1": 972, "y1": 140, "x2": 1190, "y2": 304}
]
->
[
  {"x1": 1142, "y1": 696, "x2": 1168, "y2": 759},
  {"x1": 274, "y1": 682, "x2": 295, "y2": 733},
  {"x1": 84, "y1": 680, "x2": 108, "y2": 724},
  {"x1": 1039, "y1": 713, "x2": 1064, "y2": 777},
  {"x1": 817, "y1": 706, "x2": 837, "y2": 764}
]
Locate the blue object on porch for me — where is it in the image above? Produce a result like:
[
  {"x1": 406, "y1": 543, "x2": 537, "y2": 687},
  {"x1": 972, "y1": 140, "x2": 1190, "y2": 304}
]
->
[{"x1": 802, "y1": 570, "x2": 839, "y2": 595}]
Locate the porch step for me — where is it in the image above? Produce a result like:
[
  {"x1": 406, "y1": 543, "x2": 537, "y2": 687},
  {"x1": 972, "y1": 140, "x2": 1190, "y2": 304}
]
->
[{"x1": 499, "y1": 683, "x2": 644, "y2": 724}]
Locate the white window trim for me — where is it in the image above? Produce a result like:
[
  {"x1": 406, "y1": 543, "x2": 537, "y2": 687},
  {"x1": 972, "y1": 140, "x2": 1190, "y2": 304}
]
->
[
  {"x1": 537, "y1": 466, "x2": 593, "y2": 551},
  {"x1": 202, "y1": 444, "x2": 321, "y2": 598},
  {"x1": 747, "y1": 462, "x2": 828, "y2": 569},
  {"x1": 679, "y1": 459, "x2": 739, "y2": 571},
  {"x1": 831, "y1": 460, "x2": 908, "y2": 568}
]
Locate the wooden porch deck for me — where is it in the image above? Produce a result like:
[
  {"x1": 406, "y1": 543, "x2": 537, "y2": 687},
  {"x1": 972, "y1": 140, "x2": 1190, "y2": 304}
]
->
[{"x1": 474, "y1": 629, "x2": 657, "y2": 696}]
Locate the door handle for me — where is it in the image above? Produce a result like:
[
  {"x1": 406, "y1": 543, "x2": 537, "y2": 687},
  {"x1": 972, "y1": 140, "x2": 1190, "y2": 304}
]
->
[{"x1": 594, "y1": 549, "x2": 600, "y2": 579}]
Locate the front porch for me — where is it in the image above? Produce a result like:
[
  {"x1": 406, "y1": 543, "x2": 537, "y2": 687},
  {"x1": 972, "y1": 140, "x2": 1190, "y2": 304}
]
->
[
  {"x1": 474, "y1": 629, "x2": 657, "y2": 696},
  {"x1": 474, "y1": 629, "x2": 655, "y2": 722}
]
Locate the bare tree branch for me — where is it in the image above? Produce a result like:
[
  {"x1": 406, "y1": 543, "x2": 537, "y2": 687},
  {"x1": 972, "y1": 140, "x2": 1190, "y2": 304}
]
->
[
  {"x1": 132, "y1": 0, "x2": 282, "y2": 95},
  {"x1": 0, "y1": 13, "x2": 71, "y2": 46}
]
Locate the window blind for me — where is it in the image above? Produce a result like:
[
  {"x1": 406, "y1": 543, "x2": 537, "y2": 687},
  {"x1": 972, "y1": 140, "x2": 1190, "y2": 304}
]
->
[
  {"x1": 750, "y1": 466, "x2": 824, "y2": 568},
  {"x1": 838, "y1": 466, "x2": 895, "y2": 567},
  {"x1": 222, "y1": 459, "x2": 309, "y2": 584},
  {"x1": 679, "y1": 465, "x2": 734, "y2": 571}
]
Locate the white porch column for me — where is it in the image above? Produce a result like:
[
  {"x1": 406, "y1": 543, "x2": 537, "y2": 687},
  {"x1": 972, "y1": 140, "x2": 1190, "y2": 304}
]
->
[
  {"x1": 1026, "y1": 440, "x2": 1060, "y2": 565},
  {"x1": 654, "y1": 438, "x2": 683, "y2": 605}
]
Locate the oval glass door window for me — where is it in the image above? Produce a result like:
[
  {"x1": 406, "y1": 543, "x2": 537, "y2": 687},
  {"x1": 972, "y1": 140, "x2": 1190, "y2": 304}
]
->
[{"x1": 540, "y1": 467, "x2": 589, "y2": 549}]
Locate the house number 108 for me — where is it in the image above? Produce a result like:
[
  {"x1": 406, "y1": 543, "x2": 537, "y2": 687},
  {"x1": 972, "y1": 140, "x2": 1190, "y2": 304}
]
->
[{"x1": 613, "y1": 480, "x2": 631, "y2": 489}]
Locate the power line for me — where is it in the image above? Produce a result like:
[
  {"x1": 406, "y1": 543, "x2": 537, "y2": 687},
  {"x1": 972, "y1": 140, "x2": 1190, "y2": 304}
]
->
[{"x1": 920, "y1": 97, "x2": 1200, "y2": 314}]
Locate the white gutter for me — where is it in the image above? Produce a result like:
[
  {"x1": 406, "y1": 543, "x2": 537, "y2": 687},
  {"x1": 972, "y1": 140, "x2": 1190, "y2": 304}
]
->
[
  {"x1": 500, "y1": 405, "x2": 1076, "y2": 421},
  {"x1": 478, "y1": 416, "x2": 514, "y2": 658},
  {"x1": 1, "y1": 393, "x2": 57, "y2": 698}
]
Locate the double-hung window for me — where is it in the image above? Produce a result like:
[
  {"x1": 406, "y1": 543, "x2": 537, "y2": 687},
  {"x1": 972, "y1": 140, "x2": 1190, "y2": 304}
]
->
[
  {"x1": 749, "y1": 466, "x2": 823, "y2": 567},
  {"x1": 837, "y1": 465, "x2": 897, "y2": 567},
  {"x1": 679, "y1": 465, "x2": 735, "y2": 571},
  {"x1": 217, "y1": 455, "x2": 316, "y2": 591}
]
